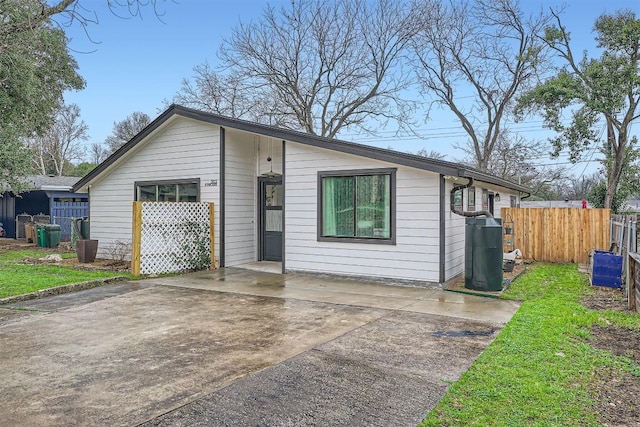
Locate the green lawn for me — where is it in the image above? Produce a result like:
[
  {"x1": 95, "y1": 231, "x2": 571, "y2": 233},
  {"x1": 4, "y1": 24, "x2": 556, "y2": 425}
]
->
[
  {"x1": 0, "y1": 249, "x2": 132, "y2": 298},
  {"x1": 421, "y1": 263, "x2": 640, "y2": 427}
]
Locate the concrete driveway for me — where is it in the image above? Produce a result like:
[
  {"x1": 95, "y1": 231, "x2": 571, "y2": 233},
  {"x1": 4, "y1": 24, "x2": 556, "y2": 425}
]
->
[{"x1": 0, "y1": 268, "x2": 519, "y2": 426}]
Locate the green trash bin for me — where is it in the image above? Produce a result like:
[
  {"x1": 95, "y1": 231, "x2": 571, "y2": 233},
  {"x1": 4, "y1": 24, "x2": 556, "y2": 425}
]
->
[
  {"x1": 43, "y1": 224, "x2": 61, "y2": 248},
  {"x1": 80, "y1": 218, "x2": 90, "y2": 239},
  {"x1": 36, "y1": 225, "x2": 46, "y2": 247}
]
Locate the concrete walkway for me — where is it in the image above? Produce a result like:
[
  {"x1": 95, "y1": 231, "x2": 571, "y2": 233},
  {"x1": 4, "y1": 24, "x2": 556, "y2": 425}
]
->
[
  {"x1": 0, "y1": 268, "x2": 520, "y2": 426},
  {"x1": 145, "y1": 267, "x2": 520, "y2": 325}
]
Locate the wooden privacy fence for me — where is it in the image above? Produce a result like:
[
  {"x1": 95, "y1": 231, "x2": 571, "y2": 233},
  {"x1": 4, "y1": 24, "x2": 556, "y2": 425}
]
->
[
  {"x1": 626, "y1": 253, "x2": 640, "y2": 312},
  {"x1": 501, "y1": 208, "x2": 610, "y2": 265},
  {"x1": 610, "y1": 214, "x2": 638, "y2": 294}
]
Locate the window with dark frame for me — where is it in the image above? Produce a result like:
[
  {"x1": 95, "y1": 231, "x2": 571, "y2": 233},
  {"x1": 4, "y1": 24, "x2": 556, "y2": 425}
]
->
[
  {"x1": 135, "y1": 180, "x2": 199, "y2": 202},
  {"x1": 482, "y1": 189, "x2": 489, "y2": 210},
  {"x1": 467, "y1": 186, "x2": 476, "y2": 210},
  {"x1": 510, "y1": 195, "x2": 517, "y2": 207},
  {"x1": 453, "y1": 188, "x2": 463, "y2": 211},
  {"x1": 319, "y1": 169, "x2": 395, "y2": 243}
]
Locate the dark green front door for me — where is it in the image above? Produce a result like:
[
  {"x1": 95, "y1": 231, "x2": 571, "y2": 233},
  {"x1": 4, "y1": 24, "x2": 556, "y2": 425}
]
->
[{"x1": 259, "y1": 177, "x2": 283, "y2": 262}]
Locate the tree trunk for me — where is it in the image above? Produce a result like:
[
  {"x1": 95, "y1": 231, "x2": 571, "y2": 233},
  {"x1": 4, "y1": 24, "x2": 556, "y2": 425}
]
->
[
  {"x1": 477, "y1": 157, "x2": 489, "y2": 172},
  {"x1": 604, "y1": 125, "x2": 626, "y2": 210}
]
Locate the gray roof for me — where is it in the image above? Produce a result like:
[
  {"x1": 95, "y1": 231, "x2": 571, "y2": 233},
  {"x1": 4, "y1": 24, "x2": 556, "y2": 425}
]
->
[
  {"x1": 27, "y1": 175, "x2": 80, "y2": 190},
  {"x1": 73, "y1": 104, "x2": 531, "y2": 194}
]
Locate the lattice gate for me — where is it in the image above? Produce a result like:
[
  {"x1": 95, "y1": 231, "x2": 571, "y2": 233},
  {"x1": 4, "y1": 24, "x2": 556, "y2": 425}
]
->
[{"x1": 131, "y1": 202, "x2": 216, "y2": 276}]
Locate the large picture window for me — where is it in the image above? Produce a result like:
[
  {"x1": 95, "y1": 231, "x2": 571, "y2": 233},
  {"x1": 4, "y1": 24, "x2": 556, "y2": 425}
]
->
[
  {"x1": 318, "y1": 169, "x2": 395, "y2": 244},
  {"x1": 135, "y1": 179, "x2": 200, "y2": 202}
]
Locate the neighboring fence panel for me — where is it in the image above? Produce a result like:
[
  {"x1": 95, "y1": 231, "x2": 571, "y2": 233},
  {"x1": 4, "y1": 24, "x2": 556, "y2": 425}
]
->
[
  {"x1": 0, "y1": 194, "x2": 16, "y2": 238},
  {"x1": 51, "y1": 200, "x2": 88, "y2": 242},
  {"x1": 627, "y1": 252, "x2": 640, "y2": 312},
  {"x1": 610, "y1": 214, "x2": 638, "y2": 294},
  {"x1": 131, "y1": 202, "x2": 216, "y2": 276},
  {"x1": 501, "y1": 208, "x2": 611, "y2": 264},
  {"x1": 51, "y1": 200, "x2": 88, "y2": 219},
  {"x1": 52, "y1": 217, "x2": 72, "y2": 242}
]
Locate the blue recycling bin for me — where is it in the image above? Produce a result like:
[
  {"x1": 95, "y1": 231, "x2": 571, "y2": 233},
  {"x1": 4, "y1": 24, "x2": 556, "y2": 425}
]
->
[{"x1": 591, "y1": 250, "x2": 623, "y2": 288}]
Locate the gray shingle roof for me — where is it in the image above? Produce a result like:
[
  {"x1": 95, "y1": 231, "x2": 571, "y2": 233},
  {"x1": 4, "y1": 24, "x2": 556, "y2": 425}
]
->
[{"x1": 26, "y1": 175, "x2": 80, "y2": 190}]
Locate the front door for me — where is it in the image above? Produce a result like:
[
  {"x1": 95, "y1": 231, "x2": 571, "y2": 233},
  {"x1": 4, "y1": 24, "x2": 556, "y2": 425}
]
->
[{"x1": 259, "y1": 177, "x2": 283, "y2": 262}]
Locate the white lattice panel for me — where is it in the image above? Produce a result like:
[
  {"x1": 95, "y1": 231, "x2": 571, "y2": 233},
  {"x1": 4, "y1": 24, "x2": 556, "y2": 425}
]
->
[{"x1": 139, "y1": 202, "x2": 211, "y2": 275}]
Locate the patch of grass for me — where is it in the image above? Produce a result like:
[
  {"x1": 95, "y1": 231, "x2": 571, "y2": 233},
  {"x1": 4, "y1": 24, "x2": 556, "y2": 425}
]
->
[
  {"x1": 597, "y1": 308, "x2": 640, "y2": 330},
  {"x1": 0, "y1": 249, "x2": 132, "y2": 298},
  {"x1": 421, "y1": 263, "x2": 639, "y2": 427}
]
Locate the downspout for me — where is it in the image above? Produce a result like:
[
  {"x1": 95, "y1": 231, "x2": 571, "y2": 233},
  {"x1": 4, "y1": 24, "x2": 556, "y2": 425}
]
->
[
  {"x1": 439, "y1": 175, "x2": 445, "y2": 284},
  {"x1": 281, "y1": 140, "x2": 286, "y2": 275},
  {"x1": 450, "y1": 177, "x2": 493, "y2": 218},
  {"x1": 220, "y1": 127, "x2": 225, "y2": 267}
]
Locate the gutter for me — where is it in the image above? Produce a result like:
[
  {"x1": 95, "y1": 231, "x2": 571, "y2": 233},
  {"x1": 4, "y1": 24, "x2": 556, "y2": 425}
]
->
[{"x1": 41, "y1": 185, "x2": 73, "y2": 191}]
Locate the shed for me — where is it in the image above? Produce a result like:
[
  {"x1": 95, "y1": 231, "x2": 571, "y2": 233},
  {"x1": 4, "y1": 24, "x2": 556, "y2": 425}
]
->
[{"x1": 1, "y1": 175, "x2": 89, "y2": 240}]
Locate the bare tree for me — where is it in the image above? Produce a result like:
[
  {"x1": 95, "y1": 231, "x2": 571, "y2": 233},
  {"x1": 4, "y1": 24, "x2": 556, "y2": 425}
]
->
[
  {"x1": 410, "y1": 0, "x2": 554, "y2": 171},
  {"x1": 557, "y1": 172, "x2": 599, "y2": 201},
  {"x1": 104, "y1": 111, "x2": 151, "y2": 153},
  {"x1": 457, "y1": 129, "x2": 567, "y2": 198},
  {"x1": 173, "y1": 64, "x2": 277, "y2": 124},
  {"x1": 30, "y1": 136, "x2": 49, "y2": 176},
  {"x1": 26, "y1": 102, "x2": 88, "y2": 176},
  {"x1": 415, "y1": 148, "x2": 446, "y2": 160},
  {"x1": 89, "y1": 142, "x2": 109, "y2": 164},
  {"x1": 178, "y1": 0, "x2": 416, "y2": 139},
  {"x1": 0, "y1": 0, "x2": 170, "y2": 42}
]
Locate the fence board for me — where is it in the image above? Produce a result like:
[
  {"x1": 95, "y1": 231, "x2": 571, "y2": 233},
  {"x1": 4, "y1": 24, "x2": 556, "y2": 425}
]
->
[
  {"x1": 628, "y1": 252, "x2": 640, "y2": 312},
  {"x1": 501, "y1": 208, "x2": 611, "y2": 264},
  {"x1": 131, "y1": 202, "x2": 142, "y2": 276}
]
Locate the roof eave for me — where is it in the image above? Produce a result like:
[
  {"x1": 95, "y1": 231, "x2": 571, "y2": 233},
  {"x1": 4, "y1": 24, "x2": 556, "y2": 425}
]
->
[
  {"x1": 462, "y1": 169, "x2": 531, "y2": 193},
  {"x1": 72, "y1": 104, "x2": 531, "y2": 195}
]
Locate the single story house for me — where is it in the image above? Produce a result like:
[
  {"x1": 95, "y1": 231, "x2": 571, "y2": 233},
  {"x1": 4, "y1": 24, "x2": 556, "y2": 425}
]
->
[
  {"x1": 1, "y1": 175, "x2": 88, "y2": 240},
  {"x1": 73, "y1": 105, "x2": 529, "y2": 286}
]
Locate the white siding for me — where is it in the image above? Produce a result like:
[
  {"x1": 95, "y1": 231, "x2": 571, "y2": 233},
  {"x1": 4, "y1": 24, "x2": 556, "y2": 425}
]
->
[
  {"x1": 285, "y1": 143, "x2": 440, "y2": 283},
  {"x1": 484, "y1": 184, "x2": 520, "y2": 218},
  {"x1": 224, "y1": 129, "x2": 257, "y2": 266},
  {"x1": 444, "y1": 181, "x2": 466, "y2": 281},
  {"x1": 89, "y1": 118, "x2": 220, "y2": 260},
  {"x1": 257, "y1": 137, "x2": 282, "y2": 176}
]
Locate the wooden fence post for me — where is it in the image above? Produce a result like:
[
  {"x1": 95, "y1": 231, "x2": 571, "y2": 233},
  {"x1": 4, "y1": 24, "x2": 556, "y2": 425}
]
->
[
  {"x1": 208, "y1": 202, "x2": 216, "y2": 269},
  {"x1": 131, "y1": 202, "x2": 142, "y2": 276}
]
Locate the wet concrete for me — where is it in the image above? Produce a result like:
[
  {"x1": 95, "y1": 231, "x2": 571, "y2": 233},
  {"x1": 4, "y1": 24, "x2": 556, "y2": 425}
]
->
[
  {"x1": 4, "y1": 281, "x2": 154, "y2": 312},
  {"x1": 148, "y1": 268, "x2": 520, "y2": 325},
  {"x1": 0, "y1": 282, "x2": 152, "y2": 327},
  {"x1": 144, "y1": 312, "x2": 497, "y2": 427},
  {"x1": 0, "y1": 268, "x2": 520, "y2": 426}
]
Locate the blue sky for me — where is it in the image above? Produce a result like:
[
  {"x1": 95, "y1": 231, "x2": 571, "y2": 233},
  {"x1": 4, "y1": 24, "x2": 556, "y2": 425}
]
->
[{"x1": 63, "y1": 0, "x2": 640, "y2": 178}]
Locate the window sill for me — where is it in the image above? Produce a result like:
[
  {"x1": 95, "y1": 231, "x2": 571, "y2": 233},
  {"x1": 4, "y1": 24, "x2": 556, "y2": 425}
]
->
[{"x1": 318, "y1": 236, "x2": 396, "y2": 245}]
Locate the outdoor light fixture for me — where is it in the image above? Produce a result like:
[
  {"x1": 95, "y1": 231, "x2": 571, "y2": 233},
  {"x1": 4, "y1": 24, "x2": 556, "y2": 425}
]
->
[{"x1": 495, "y1": 193, "x2": 501, "y2": 202}]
